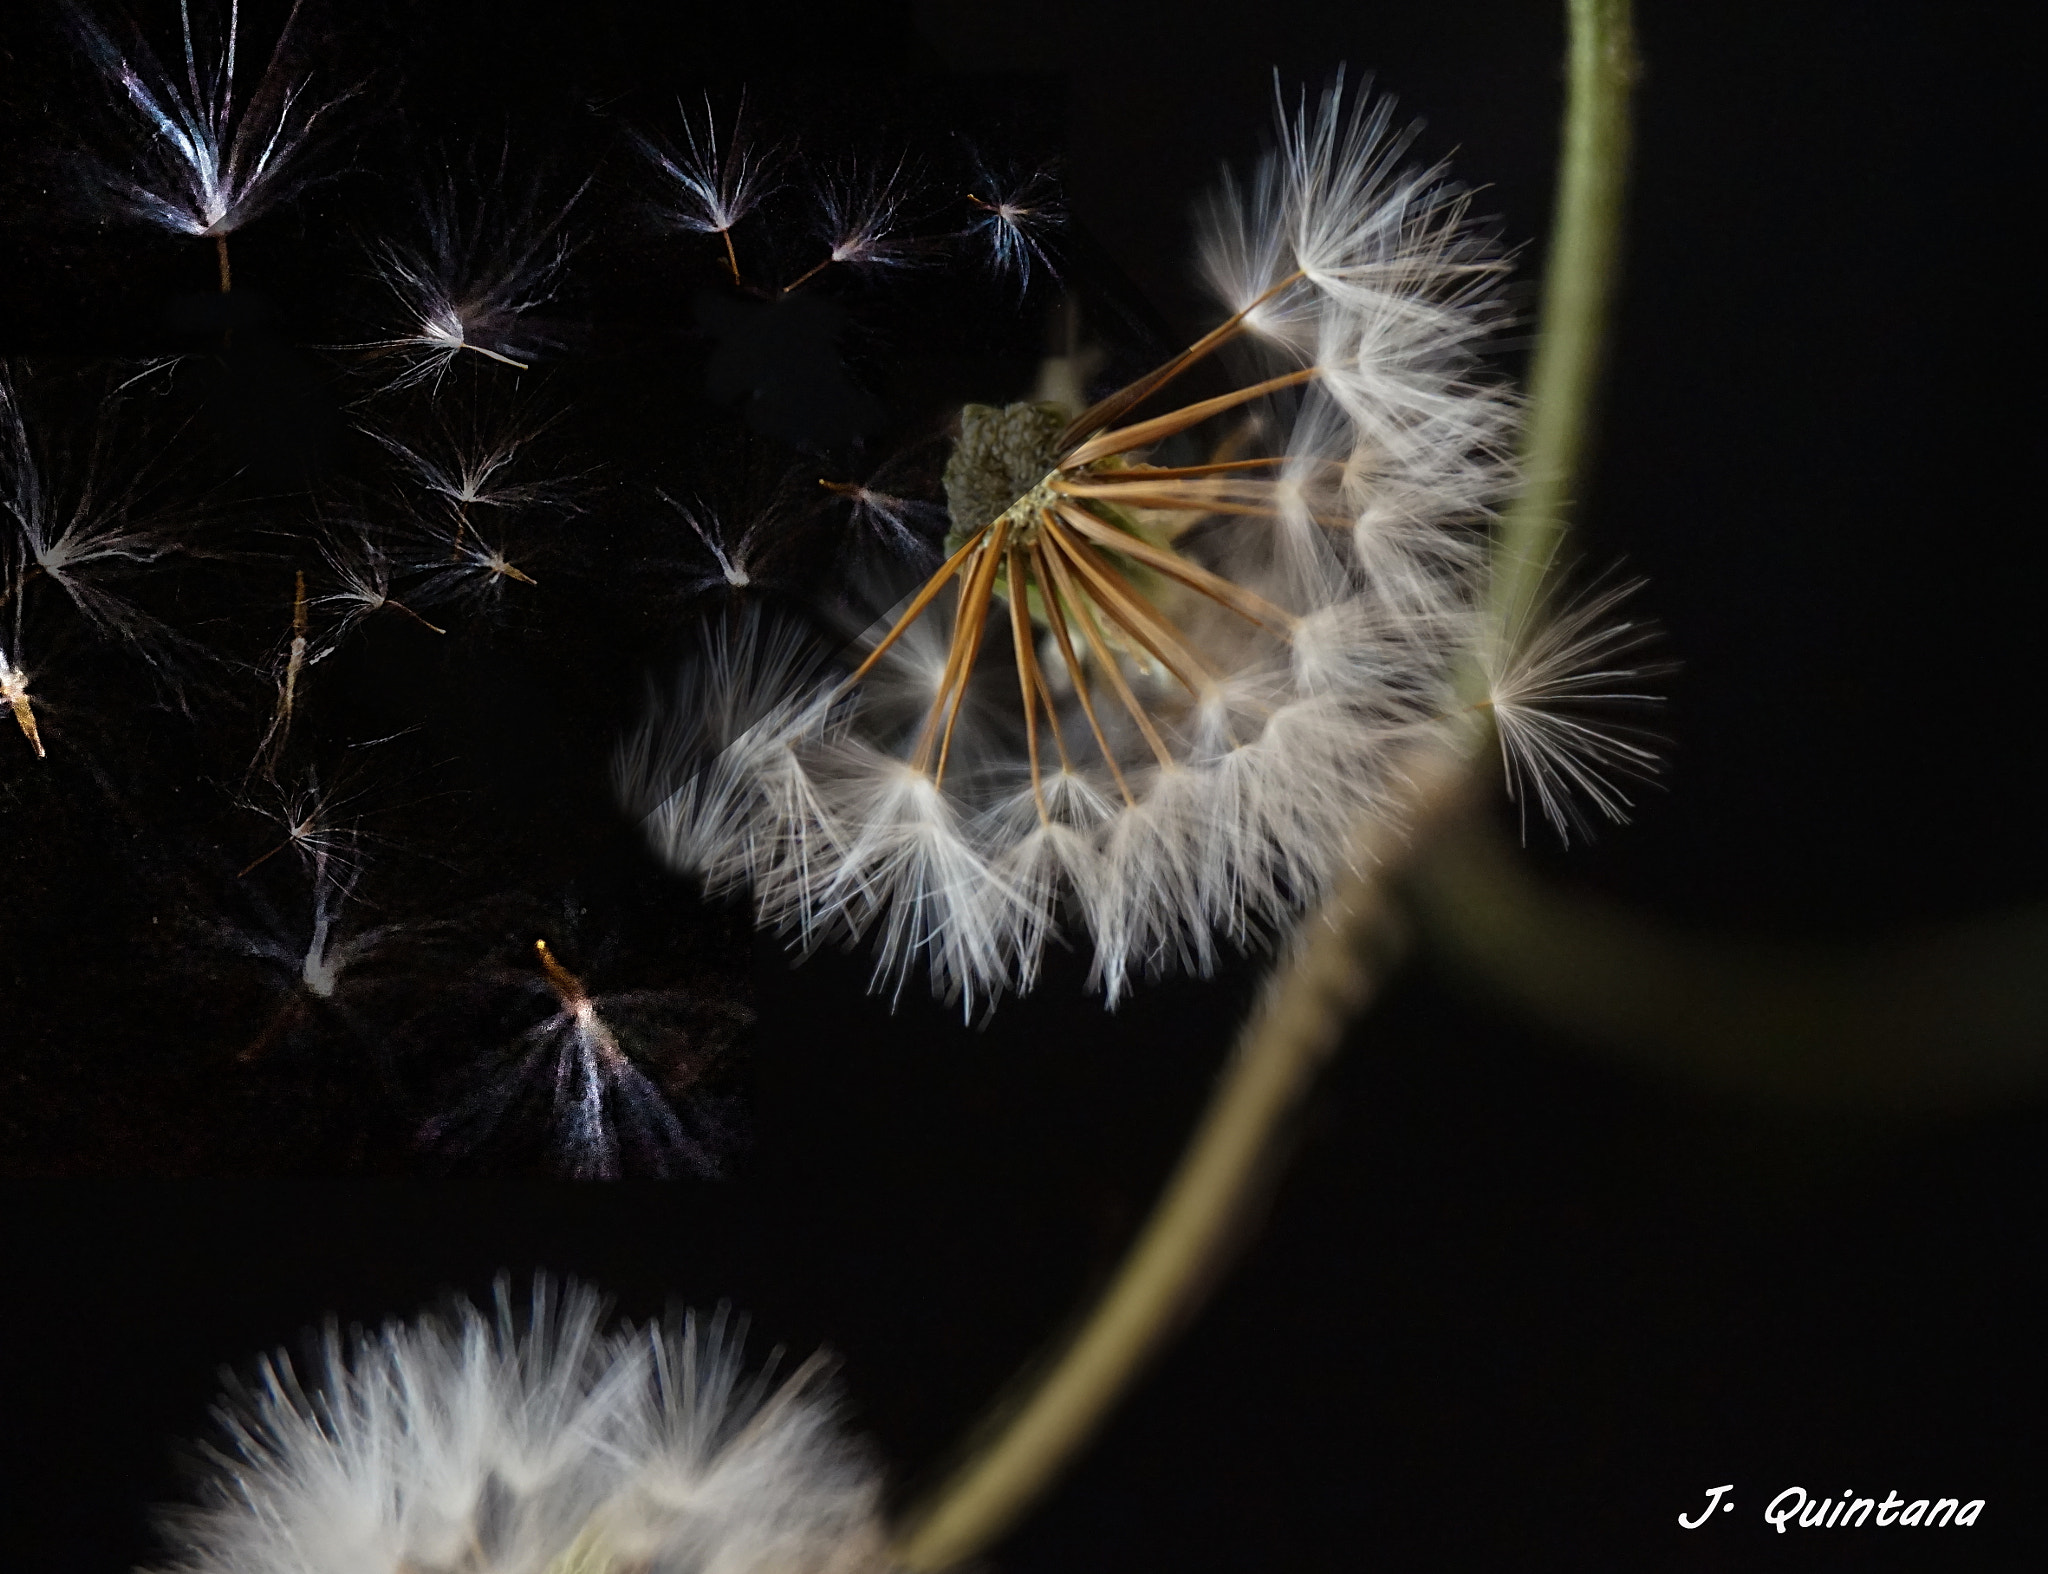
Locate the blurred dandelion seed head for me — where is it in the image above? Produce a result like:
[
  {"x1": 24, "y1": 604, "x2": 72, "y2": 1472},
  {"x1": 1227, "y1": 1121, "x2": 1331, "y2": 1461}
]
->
[{"x1": 146, "y1": 1279, "x2": 891, "y2": 1574}]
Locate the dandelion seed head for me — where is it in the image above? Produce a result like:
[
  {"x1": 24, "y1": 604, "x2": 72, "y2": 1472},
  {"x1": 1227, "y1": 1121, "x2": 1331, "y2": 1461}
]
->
[
  {"x1": 146, "y1": 1279, "x2": 891, "y2": 1574},
  {"x1": 630, "y1": 77, "x2": 1639, "y2": 1010}
]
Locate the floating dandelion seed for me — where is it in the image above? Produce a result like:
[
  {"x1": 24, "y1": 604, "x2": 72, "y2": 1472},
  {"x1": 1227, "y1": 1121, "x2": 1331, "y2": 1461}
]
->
[
  {"x1": 408, "y1": 523, "x2": 541, "y2": 616},
  {"x1": 147, "y1": 1278, "x2": 892, "y2": 1574},
  {"x1": 1, "y1": 367, "x2": 207, "y2": 755},
  {"x1": 1, "y1": 367, "x2": 194, "y2": 665},
  {"x1": 662, "y1": 490, "x2": 757, "y2": 592},
  {"x1": 200, "y1": 844, "x2": 403, "y2": 1061},
  {"x1": 817, "y1": 446, "x2": 949, "y2": 564},
  {"x1": 964, "y1": 155, "x2": 1064, "y2": 294},
  {"x1": 67, "y1": 0, "x2": 357, "y2": 289},
  {"x1": 637, "y1": 93, "x2": 776, "y2": 284},
  {"x1": 785, "y1": 157, "x2": 924, "y2": 291},
  {"x1": 653, "y1": 487, "x2": 828, "y2": 603},
  {"x1": 1482, "y1": 576, "x2": 1665, "y2": 843},
  {"x1": 234, "y1": 763, "x2": 399, "y2": 880},
  {"x1": 357, "y1": 148, "x2": 587, "y2": 390},
  {"x1": 623, "y1": 80, "x2": 1658, "y2": 1012},
  {"x1": 419, "y1": 931, "x2": 751, "y2": 1180},
  {"x1": 251, "y1": 567, "x2": 311, "y2": 777},
  {"x1": 363, "y1": 397, "x2": 584, "y2": 527},
  {"x1": 1, "y1": 642, "x2": 43, "y2": 759},
  {"x1": 305, "y1": 521, "x2": 444, "y2": 654}
]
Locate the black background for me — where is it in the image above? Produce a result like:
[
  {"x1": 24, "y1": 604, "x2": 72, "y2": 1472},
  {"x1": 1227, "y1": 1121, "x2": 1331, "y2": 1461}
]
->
[{"x1": 2, "y1": 0, "x2": 2042, "y2": 1569}]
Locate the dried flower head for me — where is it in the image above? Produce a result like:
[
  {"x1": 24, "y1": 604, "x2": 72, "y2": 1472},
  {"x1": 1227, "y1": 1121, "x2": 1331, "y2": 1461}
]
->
[
  {"x1": 625, "y1": 79, "x2": 1585, "y2": 1012},
  {"x1": 148, "y1": 1279, "x2": 892, "y2": 1574}
]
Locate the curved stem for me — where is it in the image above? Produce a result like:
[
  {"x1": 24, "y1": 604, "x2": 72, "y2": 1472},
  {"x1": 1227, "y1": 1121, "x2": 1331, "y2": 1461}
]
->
[
  {"x1": 894, "y1": 747, "x2": 1470, "y2": 1572},
  {"x1": 891, "y1": 4, "x2": 1638, "y2": 1566},
  {"x1": 1490, "y1": 0, "x2": 1639, "y2": 630}
]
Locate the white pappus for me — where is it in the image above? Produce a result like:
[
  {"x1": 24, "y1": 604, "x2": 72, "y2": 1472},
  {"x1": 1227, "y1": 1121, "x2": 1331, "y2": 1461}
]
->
[
  {"x1": 635, "y1": 93, "x2": 777, "y2": 284},
  {"x1": 66, "y1": 0, "x2": 357, "y2": 286},
  {"x1": 357, "y1": 147, "x2": 588, "y2": 391},
  {"x1": 416, "y1": 924, "x2": 753, "y2": 1181},
  {"x1": 146, "y1": 1278, "x2": 894, "y2": 1574}
]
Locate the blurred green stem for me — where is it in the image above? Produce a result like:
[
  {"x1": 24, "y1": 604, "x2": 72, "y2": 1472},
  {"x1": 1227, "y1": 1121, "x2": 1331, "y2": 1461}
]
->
[
  {"x1": 1410, "y1": 818, "x2": 2048, "y2": 1113},
  {"x1": 890, "y1": 4, "x2": 1638, "y2": 1568}
]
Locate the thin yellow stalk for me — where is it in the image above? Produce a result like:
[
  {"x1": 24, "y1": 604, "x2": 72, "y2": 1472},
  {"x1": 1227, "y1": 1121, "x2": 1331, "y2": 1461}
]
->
[
  {"x1": 1044, "y1": 521, "x2": 1216, "y2": 699},
  {"x1": 891, "y1": 3, "x2": 1637, "y2": 1567},
  {"x1": 1033, "y1": 538, "x2": 1135, "y2": 804},
  {"x1": 1005, "y1": 546, "x2": 1051, "y2": 818},
  {"x1": 930, "y1": 521, "x2": 1011, "y2": 785},
  {"x1": 1054, "y1": 504, "x2": 1295, "y2": 635},
  {"x1": 783, "y1": 255, "x2": 834, "y2": 292},
  {"x1": 463, "y1": 343, "x2": 532, "y2": 372},
  {"x1": 1035, "y1": 530, "x2": 1176, "y2": 771},
  {"x1": 1065, "y1": 365, "x2": 1321, "y2": 467},
  {"x1": 845, "y1": 528, "x2": 989, "y2": 687},
  {"x1": 1103, "y1": 456, "x2": 1290, "y2": 479},
  {"x1": 1059, "y1": 270, "x2": 1306, "y2": 449}
]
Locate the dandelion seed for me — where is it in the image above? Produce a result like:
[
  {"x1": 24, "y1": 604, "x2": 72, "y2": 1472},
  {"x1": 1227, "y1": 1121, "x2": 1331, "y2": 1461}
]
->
[
  {"x1": 147, "y1": 1278, "x2": 892, "y2": 1574},
  {"x1": 408, "y1": 525, "x2": 540, "y2": 615},
  {"x1": 235, "y1": 766, "x2": 374, "y2": 879},
  {"x1": 1, "y1": 366, "x2": 194, "y2": 667},
  {"x1": 306, "y1": 522, "x2": 443, "y2": 652},
  {"x1": 363, "y1": 397, "x2": 584, "y2": 527},
  {"x1": 964, "y1": 155, "x2": 1064, "y2": 294},
  {"x1": 629, "y1": 79, "x2": 1544, "y2": 1011},
  {"x1": 1, "y1": 643, "x2": 44, "y2": 759},
  {"x1": 662, "y1": 490, "x2": 758, "y2": 590},
  {"x1": 785, "y1": 157, "x2": 923, "y2": 290},
  {"x1": 817, "y1": 456, "x2": 948, "y2": 564},
  {"x1": 68, "y1": 0, "x2": 358, "y2": 288},
  {"x1": 356, "y1": 147, "x2": 587, "y2": 391},
  {"x1": 200, "y1": 844, "x2": 400, "y2": 1060},
  {"x1": 418, "y1": 933, "x2": 748, "y2": 1180},
  {"x1": 251, "y1": 567, "x2": 309, "y2": 777},
  {"x1": 637, "y1": 93, "x2": 776, "y2": 284}
]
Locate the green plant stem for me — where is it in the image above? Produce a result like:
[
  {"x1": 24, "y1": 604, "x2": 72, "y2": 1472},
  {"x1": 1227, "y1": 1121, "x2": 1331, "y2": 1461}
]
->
[
  {"x1": 1491, "y1": 0, "x2": 1638, "y2": 630},
  {"x1": 891, "y1": 5, "x2": 1637, "y2": 1566},
  {"x1": 1409, "y1": 817, "x2": 2048, "y2": 1113},
  {"x1": 892, "y1": 748, "x2": 1465, "y2": 1572}
]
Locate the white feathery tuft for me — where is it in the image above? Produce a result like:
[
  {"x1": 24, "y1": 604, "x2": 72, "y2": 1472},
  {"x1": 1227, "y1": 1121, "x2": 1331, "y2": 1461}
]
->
[
  {"x1": 357, "y1": 151, "x2": 587, "y2": 392},
  {"x1": 146, "y1": 1278, "x2": 892, "y2": 1574},
  {"x1": 68, "y1": 0, "x2": 358, "y2": 241}
]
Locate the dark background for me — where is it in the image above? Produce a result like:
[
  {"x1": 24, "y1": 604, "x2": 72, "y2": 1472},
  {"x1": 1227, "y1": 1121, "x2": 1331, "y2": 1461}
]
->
[{"x1": 2, "y1": 0, "x2": 2042, "y2": 1569}]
